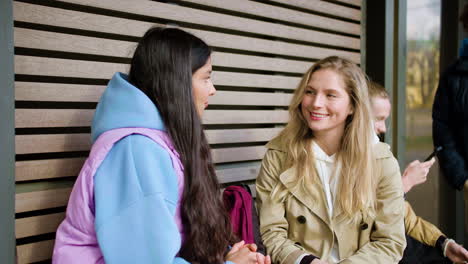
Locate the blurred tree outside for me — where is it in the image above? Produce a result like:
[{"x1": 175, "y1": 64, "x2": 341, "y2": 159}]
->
[
  {"x1": 407, "y1": 35, "x2": 440, "y2": 109},
  {"x1": 406, "y1": 0, "x2": 440, "y2": 150},
  {"x1": 405, "y1": 0, "x2": 441, "y2": 226}
]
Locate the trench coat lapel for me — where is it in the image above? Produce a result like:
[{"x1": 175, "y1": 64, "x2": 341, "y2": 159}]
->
[{"x1": 279, "y1": 167, "x2": 331, "y2": 227}]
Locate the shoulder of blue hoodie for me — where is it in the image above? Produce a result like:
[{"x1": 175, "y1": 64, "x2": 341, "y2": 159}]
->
[
  {"x1": 94, "y1": 138, "x2": 242, "y2": 263},
  {"x1": 94, "y1": 133, "x2": 189, "y2": 263}
]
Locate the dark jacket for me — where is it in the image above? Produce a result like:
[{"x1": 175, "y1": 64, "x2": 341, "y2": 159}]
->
[{"x1": 432, "y1": 39, "x2": 468, "y2": 190}]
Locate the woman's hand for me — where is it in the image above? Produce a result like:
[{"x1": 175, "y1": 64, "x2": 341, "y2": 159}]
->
[
  {"x1": 243, "y1": 243, "x2": 257, "y2": 253},
  {"x1": 402, "y1": 158, "x2": 435, "y2": 193},
  {"x1": 311, "y1": 259, "x2": 329, "y2": 264},
  {"x1": 255, "y1": 252, "x2": 271, "y2": 264},
  {"x1": 445, "y1": 240, "x2": 468, "y2": 263},
  {"x1": 226, "y1": 241, "x2": 271, "y2": 264}
]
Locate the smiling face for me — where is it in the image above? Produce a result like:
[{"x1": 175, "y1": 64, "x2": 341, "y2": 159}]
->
[
  {"x1": 301, "y1": 69, "x2": 353, "y2": 140},
  {"x1": 192, "y1": 57, "x2": 216, "y2": 116}
]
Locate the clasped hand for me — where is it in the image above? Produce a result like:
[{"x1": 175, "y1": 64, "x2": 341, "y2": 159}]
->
[{"x1": 225, "y1": 240, "x2": 271, "y2": 264}]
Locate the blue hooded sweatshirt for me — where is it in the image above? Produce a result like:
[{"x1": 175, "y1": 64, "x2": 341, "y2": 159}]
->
[{"x1": 92, "y1": 72, "x2": 189, "y2": 263}]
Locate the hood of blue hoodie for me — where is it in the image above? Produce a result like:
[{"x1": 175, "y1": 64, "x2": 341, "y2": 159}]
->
[{"x1": 91, "y1": 72, "x2": 165, "y2": 143}]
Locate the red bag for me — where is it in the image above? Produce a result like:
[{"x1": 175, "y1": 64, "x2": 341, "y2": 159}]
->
[{"x1": 223, "y1": 184, "x2": 266, "y2": 254}]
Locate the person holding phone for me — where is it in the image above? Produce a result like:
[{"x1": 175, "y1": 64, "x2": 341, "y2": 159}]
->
[
  {"x1": 369, "y1": 81, "x2": 468, "y2": 264},
  {"x1": 372, "y1": 86, "x2": 436, "y2": 193}
]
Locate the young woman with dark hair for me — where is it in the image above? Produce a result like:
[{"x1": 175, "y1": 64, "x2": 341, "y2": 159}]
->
[{"x1": 53, "y1": 27, "x2": 269, "y2": 264}]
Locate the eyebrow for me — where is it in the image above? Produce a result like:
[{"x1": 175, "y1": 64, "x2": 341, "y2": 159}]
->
[
  {"x1": 324, "y1": 89, "x2": 339, "y2": 93},
  {"x1": 305, "y1": 86, "x2": 341, "y2": 93}
]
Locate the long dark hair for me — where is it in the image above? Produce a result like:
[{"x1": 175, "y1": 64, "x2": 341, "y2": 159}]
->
[{"x1": 128, "y1": 27, "x2": 233, "y2": 263}]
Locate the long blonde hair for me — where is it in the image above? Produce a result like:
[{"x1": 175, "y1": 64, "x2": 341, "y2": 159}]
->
[{"x1": 279, "y1": 56, "x2": 378, "y2": 219}]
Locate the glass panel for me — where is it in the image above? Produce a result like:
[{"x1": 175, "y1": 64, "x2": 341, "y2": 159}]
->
[{"x1": 405, "y1": 0, "x2": 441, "y2": 225}]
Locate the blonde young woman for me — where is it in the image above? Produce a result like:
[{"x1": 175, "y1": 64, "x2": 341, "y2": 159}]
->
[{"x1": 256, "y1": 56, "x2": 406, "y2": 264}]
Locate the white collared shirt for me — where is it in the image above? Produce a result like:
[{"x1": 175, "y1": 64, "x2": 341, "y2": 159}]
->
[
  {"x1": 312, "y1": 141, "x2": 340, "y2": 263},
  {"x1": 295, "y1": 142, "x2": 341, "y2": 264}
]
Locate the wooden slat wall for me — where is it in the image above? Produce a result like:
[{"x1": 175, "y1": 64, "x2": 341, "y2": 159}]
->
[{"x1": 13, "y1": 0, "x2": 362, "y2": 262}]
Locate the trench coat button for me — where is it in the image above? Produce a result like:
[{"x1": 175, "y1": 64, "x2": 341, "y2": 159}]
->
[
  {"x1": 361, "y1": 223, "x2": 369, "y2": 230},
  {"x1": 297, "y1": 215, "x2": 306, "y2": 224}
]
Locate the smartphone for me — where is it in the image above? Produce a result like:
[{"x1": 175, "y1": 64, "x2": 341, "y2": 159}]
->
[{"x1": 424, "y1": 146, "x2": 443, "y2": 162}]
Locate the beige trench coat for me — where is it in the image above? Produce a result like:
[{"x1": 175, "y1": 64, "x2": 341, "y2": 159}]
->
[{"x1": 256, "y1": 137, "x2": 406, "y2": 264}]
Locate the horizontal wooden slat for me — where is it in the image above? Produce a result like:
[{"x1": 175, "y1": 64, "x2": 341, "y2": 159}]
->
[
  {"x1": 16, "y1": 213, "x2": 65, "y2": 239},
  {"x1": 14, "y1": 27, "x2": 137, "y2": 58},
  {"x1": 214, "y1": 72, "x2": 299, "y2": 89},
  {"x1": 184, "y1": 0, "x2": 360, "y2": 35},
  {"x1": 335, "y1": 0, "x2": 362, "y2": 7},
  {"x1": 16, "y1": 159, "x2": 260, "y2": 183},
  {"x1": 13, "y1": 1, "x2": 158, "y2": 37},
  {"x1": 13, "y1": 55, "x2": 117, "y2": 79},
  {"x1": 15, "y1": 56, "x2": 301, "y2": 90},
  {"x1": 15, "y1": 82, "x2": 293, "y2": 106},
  {"x1": 59, "y1": 0, "x2": 360, "y2": 49},
  {"x1": 16, "y1": 109, "x2": 289, "y2": 128},
  {"x1": 212, "y1": 52, "x2": 311, "y2": 74},
  {"x1": 17, "y1": 240, "x2": 54, "y2": 264},
  {"x1": 16, "y1": 158, "x2": 86, "y2": 182},
  {"x1": 16, "y1": 134, "x2": 91, "y2": 154},
  {"x1": 15, "y1": 109, "x2": 94, "y2": 128},
  {"x1": 203, "y1": 110, "x2": 289, "y2": 124},
  {"x1": 14, "y1": 2, "x2": 360, "y2": 62},
  {"x1": 16, "y1": 145, "x2": 270, "y2": 181},
  {"x1": 15, "y1": 82, "x2": 106, "y2": 102},
  {"x1": 16, "y1": 188, "x2": 72, "y2": 213},
  {"x1": 267, "y1": 0, "x2": 361, "y2": 21},
  {"x1": 14, "y1": 28, "x2": 312, "y2": 74},
  {"x1": 217, "y1": 162, "x2": 261, "y2": 184},
  {"x1": 192, "y1": 29, "x2": 361, "y2": 63},
  {"x1": 210, "y1": 91, "x2": 292, "y2": 106},
  {"x1": 206, "y1": 127, "x2": 282, "y2": 144},
  {"x1": 15, "y1": 55, "x2": 127, "y2": 79},
  {"x1": 212, "y1": 146, "x2": 266, "y2": 163},
  {"x1": 15, "y1": 128, "x2": 281, "y2": 154}
]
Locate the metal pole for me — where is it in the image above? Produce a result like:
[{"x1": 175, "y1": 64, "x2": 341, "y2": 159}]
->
[
  {"x1": 393, "y1": 0, "x2": 407, "y2": 167},
  {"x1": 0, "y1": 0, "x2": 16, "y2": 263}
]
